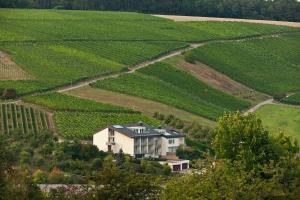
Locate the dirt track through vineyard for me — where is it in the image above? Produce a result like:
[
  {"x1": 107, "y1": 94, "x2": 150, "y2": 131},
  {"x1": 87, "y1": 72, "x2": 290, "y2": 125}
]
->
[
  {"x1": 57, "y1": 32, "x2": 292, "y2": 93},
  {"x1": 154, "y1": 15, "x2": 300, "y2": 28}
]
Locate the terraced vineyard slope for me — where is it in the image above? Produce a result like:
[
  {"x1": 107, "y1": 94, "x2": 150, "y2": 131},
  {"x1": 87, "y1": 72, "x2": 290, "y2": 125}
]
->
[
  {"x1": 0, "y1": 9, "x2": 299, "y2": 95},
  {"x1": 0, "y1": 103, "x2": 51, "y2": 134},
  {"x1": 185, "y1": 33, "x2": 300, "y2": 96},
  {"x1": 24, "y1": 93, "x2": 160, "y2": 139},
  {"x1": 92, "y1": 62, "x2": 250, "y2": 120}
]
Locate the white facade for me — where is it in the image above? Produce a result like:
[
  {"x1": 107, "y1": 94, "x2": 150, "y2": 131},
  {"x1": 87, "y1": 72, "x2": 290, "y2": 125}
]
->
[
  {"x1": 161, "y1": 137, "x2": 185, "y2": 156},
  {"x1": 93, "y1": 128, "x2": 134, "y2": 155},
  {"x1": 93, "y1": 123, "x2": 185, "y2": 158}
]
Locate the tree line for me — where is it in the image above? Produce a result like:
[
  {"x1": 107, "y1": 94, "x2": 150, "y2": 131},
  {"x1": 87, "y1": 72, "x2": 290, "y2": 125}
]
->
[
  {"x1": 1, "y1": 0, "x2": 300, "y2": 22},
  {"x1": 1, "y1": 112, "x2": 299, "y2": 199}
]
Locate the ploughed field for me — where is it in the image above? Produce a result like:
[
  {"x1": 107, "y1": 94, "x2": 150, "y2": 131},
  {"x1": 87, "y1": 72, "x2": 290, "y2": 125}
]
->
[
  {"x1": 0, "y1": 9, "x2": 298, "y2": 95},
  {"x1": 24, "y1": 93, "x2": 160, "y2": 139},
  {"x1": 0, "y1": 103, "x2": 51, "y2": 134},
  {"x1": 185, "y1": 33, "x2": 300, "y2": 97}
]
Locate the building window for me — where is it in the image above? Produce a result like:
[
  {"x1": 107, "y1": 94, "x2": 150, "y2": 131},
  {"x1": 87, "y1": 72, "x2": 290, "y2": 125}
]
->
[
  {"x1": 168, "y1": 139, "x2": 175, "y2": 144},
  {"x1": 168, "y1": 147, "x2": 177, "y2": 153}
]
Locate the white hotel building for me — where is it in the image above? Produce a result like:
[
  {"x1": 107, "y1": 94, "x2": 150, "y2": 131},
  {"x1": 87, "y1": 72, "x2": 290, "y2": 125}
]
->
[{"x1": 93, "y1": 122, "x2": 189, "y2": 172}]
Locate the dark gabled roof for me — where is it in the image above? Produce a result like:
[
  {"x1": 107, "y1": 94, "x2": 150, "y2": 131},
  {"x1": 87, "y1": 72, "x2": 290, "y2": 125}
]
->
[{"x1": 108, "y1": 123, "x2": 185, "y2": 138}]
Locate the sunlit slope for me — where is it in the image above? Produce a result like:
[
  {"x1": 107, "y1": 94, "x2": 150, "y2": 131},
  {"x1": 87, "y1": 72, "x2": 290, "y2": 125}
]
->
[
  {"x1": 92, "y1": 62, "x2": 250, "y2": 120},
  {"x1": 0, "y1": 9, "x2": 298, "y2": 95},
  {"x1": 185, "y1": 33, "x2": 300, "y2": 96}
]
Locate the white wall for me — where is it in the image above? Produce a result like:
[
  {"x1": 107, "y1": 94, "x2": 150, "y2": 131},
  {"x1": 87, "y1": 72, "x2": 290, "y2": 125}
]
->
[
  {"x1": 162, "y1": 137, "x2": 185, "y2": 155},
  {"x1": 93, "y1": 128, "x2": 109, "y2": 152},
  {"x1": 113, "y1": 131, "x2": 134, "y2": 156}
]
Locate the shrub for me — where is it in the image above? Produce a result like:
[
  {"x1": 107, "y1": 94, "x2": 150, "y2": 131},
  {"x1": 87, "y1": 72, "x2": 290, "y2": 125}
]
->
[{"x1": 2, "y1": 88, "x2": 17, "y2": 99}]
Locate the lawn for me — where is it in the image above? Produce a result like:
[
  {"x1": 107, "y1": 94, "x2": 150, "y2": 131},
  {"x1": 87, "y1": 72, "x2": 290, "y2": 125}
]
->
[
  {"x1": 185, "y1": 33, "x2": 300, "y2": 96},
  {"x1": 0, "y1": 9, "x2": 298, "y2": 95},
  {"x1": 92, "y1": 62, "x2": 250, "y2": 120},
  {"x1": 256, "y1": 104, "x2": 300, "y2": 142}
]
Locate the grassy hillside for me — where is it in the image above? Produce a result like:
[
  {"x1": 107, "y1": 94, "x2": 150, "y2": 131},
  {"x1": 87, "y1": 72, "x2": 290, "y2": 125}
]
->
[
  {"x1": 0, "y1": 103, "x2": 51, "y2": 134},
  {"x1": 23, "y1": 92, "x2": 160, "y2": 139},
  {"x1": 92, "y1": 62, "x2": 250, "y2": 120},
  {"x1": 185, "y1": 33, "x2": 300, "y2": 96},
  {"x1": 0, "y1": 9, "x2": 298, "y2": 95},
  {"x1": 256, "y1": 104, "x2": 300, "y2": 141},
  {"x1": 282, "y1": 93, "x2": 300, "y2": 105}
]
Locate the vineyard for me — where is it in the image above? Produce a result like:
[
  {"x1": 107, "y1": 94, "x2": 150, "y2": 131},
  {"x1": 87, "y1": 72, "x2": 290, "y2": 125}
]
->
[
  {"x1": 0, "y1": 9, "x2": 299, "y2": 95},
  {"x1": 282, "y1": 93, "x2": 300, "y2": 105},
  {"x1": 184, "y1": 33, "x2": 300, "y2": 96},
  {"x1": 0, "y1": 103, "x2": 51, "y2": 134},
  {"x1": 0, "y1": 41, "x2": 187, "y2": 95},
  {"x1": 0, "y1": 9, "x2": 296, "y2": 42},
  {"x1": 22, "y1": 92, "x2": 160, "y2": 139},
  {"x1": 23, "y1": 92, "x2": 136, "y2": 113},
  {"x1": 0, "y1": 51, "x2": 33, "y2": 80},
  {"x1": 54, "y1": 112, "x2": 160, "y2": 139},
  {"x1": 92, "y1": 62, "x2": 250, "y2": 120}
]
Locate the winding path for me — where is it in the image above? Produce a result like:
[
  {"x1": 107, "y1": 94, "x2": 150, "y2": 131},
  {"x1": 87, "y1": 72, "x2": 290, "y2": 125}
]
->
[
  {"x1": 57, "y1": 32, "x2": 291, "y2": 93},
  {"x1": 245, "y1": 98, "x2": 274, "y2": 114}
]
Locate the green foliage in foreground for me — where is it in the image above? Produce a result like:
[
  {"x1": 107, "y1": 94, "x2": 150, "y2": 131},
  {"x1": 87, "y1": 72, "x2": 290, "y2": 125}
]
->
[
  {"x1": 282, "y1": 93, "x2": 300, "y2": 105},
  {"x1": 163, "y1": 113, "x2": 300, "y2": 200},
  {"x1": 24, "y1": 92, "x2": 135, "y2": 113},
  {"x1": 256, "y1": 104, "x2": 300, "y2": 142},
  {"x1": 185, "y1": 33, "x2": 300, "y2": 96},
  {"x1": 54, "y1": 112, "x2": 161, "y2": 139},
  {"x1": 92, "y1": 62, "x2": 250, "y2": 120},
  {"x1": 1, "y1": 112, "x2": 300, "y2": 199}
]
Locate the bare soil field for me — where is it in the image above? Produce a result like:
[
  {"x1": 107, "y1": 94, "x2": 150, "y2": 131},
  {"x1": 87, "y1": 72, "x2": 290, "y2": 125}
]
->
[
  {"x1": 154, "y1": 15, "x2": 300, "y2": 28},
  {"x1": 64, "y1": 86, "x2": 215, "y2": 127},
  {"x1": 0, "y1": 51, "x2": 33, "y2": 80},
  {"x1": 165, "y1": 56, "x2": 270, "y2": 105}
]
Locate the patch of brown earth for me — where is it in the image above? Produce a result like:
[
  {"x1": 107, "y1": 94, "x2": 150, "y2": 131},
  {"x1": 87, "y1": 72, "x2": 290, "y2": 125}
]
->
[
  {"x1": 0, "y1": 51, "x2": 33, "y2": 80},
  {"x1": 64, "y1": 86, "x2": 215, "y2": 127},
  {"x1": 165, "y1": 56, "x2": 270, "y2": 105},
  {"x1": 154, "y1": 15, "x2": 300, "y2": 28}
]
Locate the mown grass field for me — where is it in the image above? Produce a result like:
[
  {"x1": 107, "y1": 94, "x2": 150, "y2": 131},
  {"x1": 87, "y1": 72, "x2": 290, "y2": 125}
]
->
[
  {"x1": 0, "y1": 103, "x2": 51, "y2": 134},
  {"x1": 282, "y1": 93, "x2": 300, "y2": 105},
  {"x1": 185, "y1": 33, "x2": 300, "y2": 96},
  {"x1": 23, "y1": 92, "x2": 160, "y2": 139},
  {"x1": 92, "y1": 62, "x2": 250, "y2": 120},
  {"x1": 256, "y1": 104, "x2": 300, "y2": 142},
  {"x1": 0, "y1": 9, "x2": 298, "y2": 95}
]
